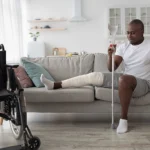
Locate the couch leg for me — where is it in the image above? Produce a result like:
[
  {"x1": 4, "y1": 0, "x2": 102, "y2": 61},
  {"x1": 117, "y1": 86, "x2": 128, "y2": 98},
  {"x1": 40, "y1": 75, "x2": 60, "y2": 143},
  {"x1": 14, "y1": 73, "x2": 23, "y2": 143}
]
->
[{"x1": 0, "y1": 117, "x2": 3, "y2": 125}]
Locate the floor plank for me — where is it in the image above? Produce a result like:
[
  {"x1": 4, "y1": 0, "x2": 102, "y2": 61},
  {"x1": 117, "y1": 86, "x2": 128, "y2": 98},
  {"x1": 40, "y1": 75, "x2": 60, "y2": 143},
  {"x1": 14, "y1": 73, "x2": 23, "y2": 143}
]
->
[{"x1": 1, "y1": 120, "x2": 150, "y2": 150}]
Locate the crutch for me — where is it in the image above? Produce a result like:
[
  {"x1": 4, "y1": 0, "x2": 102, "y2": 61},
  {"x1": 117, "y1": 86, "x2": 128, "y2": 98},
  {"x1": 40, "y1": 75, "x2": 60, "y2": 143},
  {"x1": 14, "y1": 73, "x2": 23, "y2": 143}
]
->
[{"x1": 108, "y1": 24, "x2": 118, "y2": 129}]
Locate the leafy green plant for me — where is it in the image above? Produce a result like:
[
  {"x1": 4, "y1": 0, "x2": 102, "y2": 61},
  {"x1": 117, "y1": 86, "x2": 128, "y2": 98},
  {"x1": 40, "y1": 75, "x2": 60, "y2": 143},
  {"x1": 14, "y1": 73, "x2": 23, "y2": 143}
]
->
[{"x1": 29, "y1": 32, "x2": 40, "y2": 39}]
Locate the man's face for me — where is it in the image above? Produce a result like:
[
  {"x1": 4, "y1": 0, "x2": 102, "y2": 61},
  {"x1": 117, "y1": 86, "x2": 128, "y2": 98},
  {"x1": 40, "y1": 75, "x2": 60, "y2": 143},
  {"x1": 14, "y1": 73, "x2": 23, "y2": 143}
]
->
[{"x1": 127, "y1": 24, "x2": 144, "y2": 44}]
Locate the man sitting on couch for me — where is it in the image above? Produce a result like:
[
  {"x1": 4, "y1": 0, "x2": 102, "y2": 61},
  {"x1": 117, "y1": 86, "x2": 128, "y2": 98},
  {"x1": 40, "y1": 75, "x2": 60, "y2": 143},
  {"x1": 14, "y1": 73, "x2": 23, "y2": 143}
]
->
[{"x1": 40, "y1": 19, "x2": 150, "y2": 134}]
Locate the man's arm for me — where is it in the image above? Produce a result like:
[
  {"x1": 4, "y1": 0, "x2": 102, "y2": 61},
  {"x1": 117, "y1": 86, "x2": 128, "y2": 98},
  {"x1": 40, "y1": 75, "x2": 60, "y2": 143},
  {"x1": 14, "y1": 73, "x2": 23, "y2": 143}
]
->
[{"x1": 107, "y1": 46, "x2": 123, "y2": 72}]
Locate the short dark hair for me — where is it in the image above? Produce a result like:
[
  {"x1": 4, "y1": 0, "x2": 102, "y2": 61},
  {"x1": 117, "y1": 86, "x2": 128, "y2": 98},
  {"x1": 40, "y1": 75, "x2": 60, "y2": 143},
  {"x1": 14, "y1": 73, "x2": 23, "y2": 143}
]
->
[{"x1": 129, "y1": 19, "x2": 144, "y2": 31}]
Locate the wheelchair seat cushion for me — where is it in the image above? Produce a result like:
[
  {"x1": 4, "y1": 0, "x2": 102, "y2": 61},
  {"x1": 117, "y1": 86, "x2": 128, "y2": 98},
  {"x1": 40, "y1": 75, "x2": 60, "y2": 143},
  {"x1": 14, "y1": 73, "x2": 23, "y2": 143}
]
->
[{"x1": 0, "y1": 90, "x2": 12, "y2": 101}]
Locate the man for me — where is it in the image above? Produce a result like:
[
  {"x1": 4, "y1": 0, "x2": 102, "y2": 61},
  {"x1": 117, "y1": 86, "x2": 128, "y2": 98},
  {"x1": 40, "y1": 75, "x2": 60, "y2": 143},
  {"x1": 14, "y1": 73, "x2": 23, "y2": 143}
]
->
[{"x1": 40, "y1": 19, "x2": 150, "y2": 134}]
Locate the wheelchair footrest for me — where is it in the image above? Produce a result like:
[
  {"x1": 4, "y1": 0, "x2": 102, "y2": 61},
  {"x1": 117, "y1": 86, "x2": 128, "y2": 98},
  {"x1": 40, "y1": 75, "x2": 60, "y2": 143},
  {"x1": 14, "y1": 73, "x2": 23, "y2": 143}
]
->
[
  {"x1": 0, "y1": 112, "x2": 10, "y2": 120},
  {"x1": 0, "y1": 145, "x2": 24, "y2": 150}
]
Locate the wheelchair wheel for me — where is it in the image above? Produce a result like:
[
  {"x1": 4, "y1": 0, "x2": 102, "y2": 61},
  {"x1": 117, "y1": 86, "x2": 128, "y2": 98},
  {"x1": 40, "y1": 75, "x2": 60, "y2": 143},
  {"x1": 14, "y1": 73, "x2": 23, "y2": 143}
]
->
[
  {"x1": 10, "y1": 121, "x2": 23, "y2": 140},
  {"x1": 28, "y1": 136, "x2": 41, "y2": 150},
  {"x1": 9, "y1": 96, "x2": 23, "y2": 140}
]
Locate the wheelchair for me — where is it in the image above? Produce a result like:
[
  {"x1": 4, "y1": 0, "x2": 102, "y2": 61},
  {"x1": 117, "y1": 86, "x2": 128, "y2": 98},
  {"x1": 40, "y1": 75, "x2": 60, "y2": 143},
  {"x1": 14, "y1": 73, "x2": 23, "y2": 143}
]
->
[{"x1": 0, "y1": 44, "x2": 41, "y2": 150}]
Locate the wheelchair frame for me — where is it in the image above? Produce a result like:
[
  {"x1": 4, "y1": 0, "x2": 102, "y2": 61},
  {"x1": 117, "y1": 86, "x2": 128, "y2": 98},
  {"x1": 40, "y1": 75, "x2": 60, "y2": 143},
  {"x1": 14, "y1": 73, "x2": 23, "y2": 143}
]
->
[{"x1": 0, "y1": 44, "x2": 41, "y2": 150}]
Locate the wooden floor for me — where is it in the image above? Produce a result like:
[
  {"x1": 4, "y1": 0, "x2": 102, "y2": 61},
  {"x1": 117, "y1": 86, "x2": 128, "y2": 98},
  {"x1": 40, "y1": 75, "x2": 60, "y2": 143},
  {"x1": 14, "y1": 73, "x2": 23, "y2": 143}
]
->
[{"x1": 1, "y1": 119, "x2": 150, "y2": 150}]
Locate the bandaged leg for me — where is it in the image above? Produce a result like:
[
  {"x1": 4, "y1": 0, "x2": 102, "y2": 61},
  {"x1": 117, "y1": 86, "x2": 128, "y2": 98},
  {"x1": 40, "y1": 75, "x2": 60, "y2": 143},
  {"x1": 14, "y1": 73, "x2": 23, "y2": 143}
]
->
[{"x1": 62, "y1": 72, "x2": 104, "y2": 88}]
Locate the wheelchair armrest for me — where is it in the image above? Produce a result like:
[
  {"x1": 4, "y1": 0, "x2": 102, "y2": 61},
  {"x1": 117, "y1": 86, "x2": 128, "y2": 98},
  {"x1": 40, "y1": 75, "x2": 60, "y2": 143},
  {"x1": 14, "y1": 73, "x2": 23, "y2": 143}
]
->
[{"x1": 6, "y1": 63, "x2": 19, "y2": 68}]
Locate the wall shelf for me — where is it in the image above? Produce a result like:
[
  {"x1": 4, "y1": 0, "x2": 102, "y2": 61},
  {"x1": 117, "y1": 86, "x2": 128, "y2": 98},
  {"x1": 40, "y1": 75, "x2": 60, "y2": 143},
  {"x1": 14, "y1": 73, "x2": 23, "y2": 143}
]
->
[
  {"x1": 28, "y1": 19, "x2": 67, "y2": 23},
  {"x1": 28, "y1": 18, "x2": 67, "y2": 31},
  {"x1": 29, "y1": 28, "x2": 67, "y2": 31}
]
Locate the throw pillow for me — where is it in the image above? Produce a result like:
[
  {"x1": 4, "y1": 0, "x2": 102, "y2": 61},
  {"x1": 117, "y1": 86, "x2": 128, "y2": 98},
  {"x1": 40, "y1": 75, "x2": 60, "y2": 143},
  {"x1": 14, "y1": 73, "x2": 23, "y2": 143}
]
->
[
  {"x1": 14, "y1": 66, "x2": 33, "y2": 88},
  {"x1": 21, "y1": 59, "x2": 55, "y2": 88}
]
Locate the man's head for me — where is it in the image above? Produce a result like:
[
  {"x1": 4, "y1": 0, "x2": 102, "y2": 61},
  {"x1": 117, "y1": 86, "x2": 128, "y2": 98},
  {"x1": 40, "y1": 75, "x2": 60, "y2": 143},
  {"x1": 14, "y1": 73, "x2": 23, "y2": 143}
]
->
[{"x1": 127, "y1": 19, "x2": 144, "y2": 45}]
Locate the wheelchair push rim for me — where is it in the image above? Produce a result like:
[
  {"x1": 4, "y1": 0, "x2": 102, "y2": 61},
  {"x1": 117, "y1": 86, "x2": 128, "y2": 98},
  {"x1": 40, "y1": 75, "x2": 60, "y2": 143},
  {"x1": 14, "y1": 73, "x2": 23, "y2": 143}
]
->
[{"x1": 9, "y1": 95, "x2": 23, "y2": 140}]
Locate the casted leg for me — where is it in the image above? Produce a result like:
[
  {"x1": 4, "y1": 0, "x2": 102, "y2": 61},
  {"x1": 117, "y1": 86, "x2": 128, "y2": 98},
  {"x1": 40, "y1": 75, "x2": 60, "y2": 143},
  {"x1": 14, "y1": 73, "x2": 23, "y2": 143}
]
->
[
  {"x1": 40, "y1": 72, "x2": 104, "y2": 90},
  {"x1": 117, "y1": 75, "x2": 137, "y2": 134}
]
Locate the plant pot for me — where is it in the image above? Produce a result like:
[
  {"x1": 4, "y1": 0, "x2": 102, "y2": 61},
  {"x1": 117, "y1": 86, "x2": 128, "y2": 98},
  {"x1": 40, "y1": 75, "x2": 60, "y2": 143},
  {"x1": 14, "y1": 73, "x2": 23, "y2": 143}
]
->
[{"x1": 33, "y1": 37, "x2": 37, "y2": 41}]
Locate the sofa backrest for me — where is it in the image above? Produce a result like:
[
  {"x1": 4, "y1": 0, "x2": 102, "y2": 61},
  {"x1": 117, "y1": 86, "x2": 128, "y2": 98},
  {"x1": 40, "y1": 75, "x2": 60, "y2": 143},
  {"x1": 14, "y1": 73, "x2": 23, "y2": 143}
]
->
[
  {"x1": 94, "y1": 53, "x2": 124, "y2": 73},
  {"x1": 21, "y1": 54, "x2": 95, "y2": 81}
]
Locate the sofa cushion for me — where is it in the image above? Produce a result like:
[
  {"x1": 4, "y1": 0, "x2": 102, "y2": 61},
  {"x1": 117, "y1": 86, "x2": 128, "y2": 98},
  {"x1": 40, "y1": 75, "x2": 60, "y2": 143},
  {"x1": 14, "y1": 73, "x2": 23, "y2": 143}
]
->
[
  {"x1": 13, "y1": 66, "x2": 33, "y2": 88},
  {"x1": 21, "y1": 59, "x2": 55, "y2": 87},
  {"x1": 24, "y1": 86, "x2": 94, "y2": 102},
  {"x1": 95, "y1": 87, "x2": 150, "y2": 106},
  {"x1": 21, "y1": 54, "x2": 94, "y2": 81},
  {"x1": 94, "y1": 53, "x2": 124, "y2": 73}
]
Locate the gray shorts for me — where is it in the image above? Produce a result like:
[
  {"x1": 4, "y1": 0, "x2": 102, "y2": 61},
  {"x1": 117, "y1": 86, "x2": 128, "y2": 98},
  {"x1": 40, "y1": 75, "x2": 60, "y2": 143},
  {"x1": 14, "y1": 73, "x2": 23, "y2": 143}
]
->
[{"x1": 102, "y1": 73, "x2": 150, "y2": 98}]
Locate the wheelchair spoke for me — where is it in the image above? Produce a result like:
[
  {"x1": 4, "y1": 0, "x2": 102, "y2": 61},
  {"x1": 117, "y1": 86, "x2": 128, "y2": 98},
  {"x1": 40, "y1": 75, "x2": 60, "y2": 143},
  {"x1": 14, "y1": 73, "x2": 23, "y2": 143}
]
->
[
  {"x1": 10, "y1": 121, "x2": 23, "y2": 140},
  {"x1": 12, "y1": 124, "x2": 20, "y2": 134}
]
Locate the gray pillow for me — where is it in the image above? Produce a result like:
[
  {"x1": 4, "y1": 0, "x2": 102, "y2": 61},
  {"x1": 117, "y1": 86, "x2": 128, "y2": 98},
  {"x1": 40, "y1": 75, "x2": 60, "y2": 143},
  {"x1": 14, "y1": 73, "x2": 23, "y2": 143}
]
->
[{"x1": 22, "y1": 59, "x2": 55, "y2": 88}]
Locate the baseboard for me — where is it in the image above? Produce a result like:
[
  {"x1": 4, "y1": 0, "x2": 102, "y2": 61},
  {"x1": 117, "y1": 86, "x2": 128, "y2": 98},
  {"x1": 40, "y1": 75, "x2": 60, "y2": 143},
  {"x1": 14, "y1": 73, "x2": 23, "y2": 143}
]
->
[{"x1": 27, "y1": 113, "x2": 150, "y2": 123}]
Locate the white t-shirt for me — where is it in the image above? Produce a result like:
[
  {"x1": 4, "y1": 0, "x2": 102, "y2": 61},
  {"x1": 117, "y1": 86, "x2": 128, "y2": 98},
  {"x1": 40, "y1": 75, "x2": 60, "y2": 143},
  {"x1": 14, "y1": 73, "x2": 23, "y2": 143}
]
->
[{"x1": 115, "y1": 39, "x2": 150, "y2": 81}]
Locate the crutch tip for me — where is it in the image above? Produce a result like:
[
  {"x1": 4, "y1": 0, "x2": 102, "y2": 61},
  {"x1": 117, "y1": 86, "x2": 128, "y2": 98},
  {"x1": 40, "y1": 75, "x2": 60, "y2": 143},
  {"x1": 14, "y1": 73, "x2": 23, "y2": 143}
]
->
[{"x1": 111, "y1": 123, "x2": 116, "y2": 129}]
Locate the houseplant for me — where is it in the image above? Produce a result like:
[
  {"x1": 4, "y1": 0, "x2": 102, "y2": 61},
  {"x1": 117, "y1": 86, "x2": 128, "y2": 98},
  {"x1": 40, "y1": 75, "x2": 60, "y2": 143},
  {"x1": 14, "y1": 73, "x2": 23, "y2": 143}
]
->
[{"x1": 29, "y1": 32, "x2": 40, "y2": 41}]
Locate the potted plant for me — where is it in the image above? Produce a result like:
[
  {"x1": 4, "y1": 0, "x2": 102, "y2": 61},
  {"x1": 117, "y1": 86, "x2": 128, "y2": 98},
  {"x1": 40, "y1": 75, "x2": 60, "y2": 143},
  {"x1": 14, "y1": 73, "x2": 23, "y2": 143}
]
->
[{"x1": 29, "y1": 32, "x2": 40, "y2": 41}]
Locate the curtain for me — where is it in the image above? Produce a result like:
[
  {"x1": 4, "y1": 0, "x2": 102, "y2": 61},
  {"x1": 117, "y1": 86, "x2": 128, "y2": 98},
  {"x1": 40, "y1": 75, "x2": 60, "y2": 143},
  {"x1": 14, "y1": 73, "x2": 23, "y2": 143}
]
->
[{"x1": 0, "y1": 0, "x2": 23, "y2": 63}]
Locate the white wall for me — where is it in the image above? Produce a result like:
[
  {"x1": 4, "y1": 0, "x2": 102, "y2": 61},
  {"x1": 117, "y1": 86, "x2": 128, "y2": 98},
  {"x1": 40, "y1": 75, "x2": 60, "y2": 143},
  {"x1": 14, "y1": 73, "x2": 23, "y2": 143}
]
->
[{"x1": 24, "y1": 0, "x2": 150, "y2": 55}]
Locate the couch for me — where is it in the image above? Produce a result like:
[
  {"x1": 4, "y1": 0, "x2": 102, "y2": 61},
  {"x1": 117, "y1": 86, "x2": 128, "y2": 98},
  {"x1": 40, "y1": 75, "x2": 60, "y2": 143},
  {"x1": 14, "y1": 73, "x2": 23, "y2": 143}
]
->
[{"x1": 22, "y1": 53, "x2": 150, "y2": 121}]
